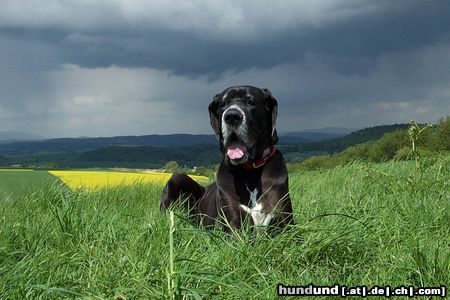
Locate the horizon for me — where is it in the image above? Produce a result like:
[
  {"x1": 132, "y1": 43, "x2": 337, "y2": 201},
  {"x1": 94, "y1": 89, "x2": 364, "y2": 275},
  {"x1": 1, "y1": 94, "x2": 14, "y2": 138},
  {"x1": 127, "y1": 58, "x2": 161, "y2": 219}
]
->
[
  {"x1": 0, "y1": 120, "x2": 438, "y2": 140},
  {"x1": 1, "y1": 1, "x2": 449, "y2": 137}
]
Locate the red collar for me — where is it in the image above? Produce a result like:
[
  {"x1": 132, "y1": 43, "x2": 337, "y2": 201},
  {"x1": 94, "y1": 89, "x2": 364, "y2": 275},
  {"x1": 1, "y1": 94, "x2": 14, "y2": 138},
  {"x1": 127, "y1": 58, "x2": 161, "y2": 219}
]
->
[{"x1": 242, "y1": 147, "x2": 277, "y2": 170}]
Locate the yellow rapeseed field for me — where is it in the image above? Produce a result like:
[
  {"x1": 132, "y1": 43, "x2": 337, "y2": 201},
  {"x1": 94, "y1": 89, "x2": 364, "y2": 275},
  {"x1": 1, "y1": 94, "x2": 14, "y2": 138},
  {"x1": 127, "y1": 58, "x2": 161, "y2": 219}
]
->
[{"x1": 49, "y1": 170, "x2": 209, "y2": 191}]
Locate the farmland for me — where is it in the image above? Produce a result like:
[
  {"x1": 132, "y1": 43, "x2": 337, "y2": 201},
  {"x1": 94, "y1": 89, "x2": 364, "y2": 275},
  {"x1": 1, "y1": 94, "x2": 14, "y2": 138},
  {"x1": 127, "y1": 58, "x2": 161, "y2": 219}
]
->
[
  {"x1": 0, "y1": 169, "x2": 208, "y2": 197},
  {"x1": 49, "y1": 170, "x2": 208, "y2": 191},
  {"x1": 0, "y1": 155, "x2": 448, "y2": 298}
]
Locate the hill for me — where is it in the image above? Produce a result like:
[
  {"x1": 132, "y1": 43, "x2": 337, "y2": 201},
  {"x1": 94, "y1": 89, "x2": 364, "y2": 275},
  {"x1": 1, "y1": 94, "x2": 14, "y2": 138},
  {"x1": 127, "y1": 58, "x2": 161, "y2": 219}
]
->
[
  {"x1": 297, "y1": 124, "x2": 411, "y2": 153},
  {"x1": 79, "y1": 144, "x2": 220, "y2": 167},
  {"x1": 0, "y1": 131, "x2": 44, "y2": 142},
  {"x1": 282, "y1": 126, "x2": 356, "y2": 143},
  {"x1": 0, "y1": 131, "x2": 348, "y2": 155},
  {"x1": 290, "y1": 117, "x2": 450, "y2": 171},
  {"x1": 296, "y1": 127, "x2": 356, "y2": 135},
  {"x1": 0, "y1": 123, "x2": 416, "y2": 168},
  {"x1": 0, "y1": 155, "x2": 8, "y2": 166},
  {"x1": 280, "y1": 132, "x2": 344, "y2": 143},
  {"x1": 59, "y1": 124, "x2": 414, "y2": 168},
  {"x1": 0, "y1": 134, "x2": 217, "y2": 155},
  {"x1": 0, "y1": 125, "x2": 402, "y2": 156}
]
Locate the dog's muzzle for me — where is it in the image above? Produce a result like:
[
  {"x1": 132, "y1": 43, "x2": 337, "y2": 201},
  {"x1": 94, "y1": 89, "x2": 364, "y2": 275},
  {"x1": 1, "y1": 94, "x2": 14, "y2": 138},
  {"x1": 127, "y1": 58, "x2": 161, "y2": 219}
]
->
[
  {"x1": 223, "y1": 108, "x2": 243, "y2": 128},
  {"x1": 221, "y1": 106, "x2": 251, "y2": 164}
]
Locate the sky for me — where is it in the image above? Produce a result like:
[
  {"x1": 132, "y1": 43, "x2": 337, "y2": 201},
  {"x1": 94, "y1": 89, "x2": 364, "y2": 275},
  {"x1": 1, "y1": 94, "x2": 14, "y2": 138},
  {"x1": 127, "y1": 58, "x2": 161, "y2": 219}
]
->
[{"x1": 0, "y1": 0, "x2": 449, "y2": 138}]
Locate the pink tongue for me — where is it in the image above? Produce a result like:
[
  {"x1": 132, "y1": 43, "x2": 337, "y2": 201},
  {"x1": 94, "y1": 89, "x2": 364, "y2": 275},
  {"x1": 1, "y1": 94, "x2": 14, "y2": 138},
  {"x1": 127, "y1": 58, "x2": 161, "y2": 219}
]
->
[{"x1": 227, "y1": 145, "x2": 246, "y2": 160}]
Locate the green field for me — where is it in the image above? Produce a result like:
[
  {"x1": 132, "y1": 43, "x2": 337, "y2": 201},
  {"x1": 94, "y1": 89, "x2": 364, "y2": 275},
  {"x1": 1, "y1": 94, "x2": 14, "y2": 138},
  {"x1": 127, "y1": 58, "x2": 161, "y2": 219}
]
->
[
  {"x1": 0, "y1": 156, "x2": 449, "y2": 299},
  {"x1": 0, "y1": 169, "x2": 59, "y2": 198}
]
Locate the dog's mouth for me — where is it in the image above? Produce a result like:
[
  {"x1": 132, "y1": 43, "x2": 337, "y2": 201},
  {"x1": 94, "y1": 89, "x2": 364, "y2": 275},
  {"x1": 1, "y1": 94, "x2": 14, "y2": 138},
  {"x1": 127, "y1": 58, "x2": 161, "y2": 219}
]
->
[
  {"x1": 224, "y1": 133, "x2": 252, "y2": 165},
  {"x1": 226, "y1": 143, "x2": 247, "y2": 162}
]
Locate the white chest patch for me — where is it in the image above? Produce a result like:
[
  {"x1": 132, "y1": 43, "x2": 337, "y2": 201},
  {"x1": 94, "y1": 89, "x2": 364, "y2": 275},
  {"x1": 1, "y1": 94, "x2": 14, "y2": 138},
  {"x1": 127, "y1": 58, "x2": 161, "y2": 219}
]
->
[{"x1": 240, "y1": 186, "x2": 274, "y2": 234}]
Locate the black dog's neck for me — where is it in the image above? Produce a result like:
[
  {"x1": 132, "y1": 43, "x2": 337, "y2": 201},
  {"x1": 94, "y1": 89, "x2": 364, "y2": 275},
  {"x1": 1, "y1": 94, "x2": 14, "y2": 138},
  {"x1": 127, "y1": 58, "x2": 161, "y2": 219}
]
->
[
  {"x1": 217, "y1": 160, "x2": 264, "y2": 205},
  {"x1": 232, "y1": 167, "x2": 263, "y2": 206}
]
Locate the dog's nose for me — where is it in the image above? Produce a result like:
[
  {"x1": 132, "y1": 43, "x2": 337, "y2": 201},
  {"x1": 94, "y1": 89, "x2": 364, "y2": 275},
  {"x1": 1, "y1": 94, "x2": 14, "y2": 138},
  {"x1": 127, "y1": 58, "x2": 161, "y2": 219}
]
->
[{"x1": 224, "y1": 109, "x2": 243, "y2": 126}]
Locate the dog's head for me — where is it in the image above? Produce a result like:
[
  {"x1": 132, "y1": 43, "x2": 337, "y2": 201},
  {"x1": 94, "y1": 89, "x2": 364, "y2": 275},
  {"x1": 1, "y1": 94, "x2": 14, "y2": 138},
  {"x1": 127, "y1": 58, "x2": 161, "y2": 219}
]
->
[{"x1": 208, "y1": 85, "x2": 278, "y2": 166}]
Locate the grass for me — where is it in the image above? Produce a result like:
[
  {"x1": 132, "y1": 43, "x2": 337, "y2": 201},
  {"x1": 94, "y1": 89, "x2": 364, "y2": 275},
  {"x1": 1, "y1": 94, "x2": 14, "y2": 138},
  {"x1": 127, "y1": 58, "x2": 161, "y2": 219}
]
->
[{"x1": 0, "y1": 156, "x2": 449, "y2": 299}]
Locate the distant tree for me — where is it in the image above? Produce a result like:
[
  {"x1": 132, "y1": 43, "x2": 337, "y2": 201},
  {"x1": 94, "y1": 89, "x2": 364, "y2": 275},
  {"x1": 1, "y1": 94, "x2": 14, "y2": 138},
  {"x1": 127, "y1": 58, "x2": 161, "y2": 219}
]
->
[
  {"x1": 433, "y1": 116, "x2": 450, "y2": 151},
  {"x1": 368, "y1": 130, "x2": 409, "y2": 162},
  {"x1": 164, "y1": 161, "x2": 180, "y2": 172},
  {"x1": 340, "y1": 142, "x2": 372, "y2": 163}
]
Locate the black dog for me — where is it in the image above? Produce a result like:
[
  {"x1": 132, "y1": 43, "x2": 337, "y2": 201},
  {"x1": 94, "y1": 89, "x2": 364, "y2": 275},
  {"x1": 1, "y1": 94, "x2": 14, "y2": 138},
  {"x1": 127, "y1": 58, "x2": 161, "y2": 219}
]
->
[{"x1": 161, "y1": 86, "x2": 294, "y2": 233}]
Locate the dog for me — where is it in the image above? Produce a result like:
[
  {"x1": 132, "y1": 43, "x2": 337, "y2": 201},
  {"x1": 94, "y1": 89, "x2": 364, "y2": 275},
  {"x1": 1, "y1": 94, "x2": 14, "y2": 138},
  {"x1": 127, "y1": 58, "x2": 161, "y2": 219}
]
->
[{"x1": 160, "y1": 86, "x2": 294, "y2": 233}]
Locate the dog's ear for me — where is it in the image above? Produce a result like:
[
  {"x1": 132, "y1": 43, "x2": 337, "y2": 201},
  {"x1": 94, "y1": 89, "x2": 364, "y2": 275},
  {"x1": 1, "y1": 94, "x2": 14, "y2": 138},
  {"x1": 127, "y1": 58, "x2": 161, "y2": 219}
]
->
[
  {"x1": 262, "y1": 88, "x2": 278, "y2": 145},
  {"x1": 208, "y1": 93, "x2": 221, "y2": 139}
]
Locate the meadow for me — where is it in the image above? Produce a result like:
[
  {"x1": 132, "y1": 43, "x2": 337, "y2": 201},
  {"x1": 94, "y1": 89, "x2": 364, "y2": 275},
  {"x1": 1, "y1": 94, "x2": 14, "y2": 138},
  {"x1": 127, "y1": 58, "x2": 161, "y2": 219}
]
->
[
  {"x1": 0, "y1": 156, "x2": 449, "y2": 299},
  {"x1": 0, "y1": 169, "x2": 57, "y2": 197}
]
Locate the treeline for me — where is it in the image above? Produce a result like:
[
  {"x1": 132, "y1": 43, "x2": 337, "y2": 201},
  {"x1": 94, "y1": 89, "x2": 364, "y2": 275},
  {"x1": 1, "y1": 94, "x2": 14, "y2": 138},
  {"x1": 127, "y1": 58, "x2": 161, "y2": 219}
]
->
[{"x1": 290, "y1": 116, "x2": 450, "y2": 171}]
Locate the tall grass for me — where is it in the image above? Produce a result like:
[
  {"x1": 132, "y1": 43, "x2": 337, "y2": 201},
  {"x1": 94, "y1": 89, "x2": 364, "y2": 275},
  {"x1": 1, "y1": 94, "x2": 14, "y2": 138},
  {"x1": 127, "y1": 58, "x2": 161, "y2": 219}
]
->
[{"x1": 1, "y1": 155, "x2": 449, "y2": 299}]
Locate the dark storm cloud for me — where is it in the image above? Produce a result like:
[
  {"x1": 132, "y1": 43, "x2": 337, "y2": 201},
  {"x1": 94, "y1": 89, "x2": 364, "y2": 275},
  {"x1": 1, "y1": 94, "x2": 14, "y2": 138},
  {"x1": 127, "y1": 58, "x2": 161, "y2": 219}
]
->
[
  {"x1": 1, "y1": 0, "x2": 450, "y2": 77},
  {"x1": 58, "y1": 0, "x2": 450, "y2": 76}
]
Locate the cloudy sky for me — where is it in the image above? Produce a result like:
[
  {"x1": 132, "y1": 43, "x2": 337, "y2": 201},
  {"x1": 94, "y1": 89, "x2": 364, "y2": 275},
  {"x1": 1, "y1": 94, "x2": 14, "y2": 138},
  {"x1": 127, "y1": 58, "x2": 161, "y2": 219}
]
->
[{"x1": 1, "y1": 0, "x2": 449, "y2": 138}]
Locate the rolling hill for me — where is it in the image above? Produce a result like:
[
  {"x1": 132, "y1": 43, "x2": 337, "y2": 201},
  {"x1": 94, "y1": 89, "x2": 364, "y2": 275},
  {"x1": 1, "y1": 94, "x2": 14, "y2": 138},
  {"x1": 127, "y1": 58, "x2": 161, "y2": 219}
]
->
[
  {"x1": 0, "y1": 130, "x2": 351, "y2": 155},
  {"x1": 0, "y1": 134, "x2": 217, "y2": 155},
  {"x1": 0, "y1": 155, "x2": 8, "y2": 165},
  {"x1": 79, "y1": 144, "x2": 220, "y2": 167},
  {"x1": 0, "y1": 124, "x2": 413, "y2": 168},
  {"x1": 296, "y1": 123, "x2": 411, "y2": 153}
]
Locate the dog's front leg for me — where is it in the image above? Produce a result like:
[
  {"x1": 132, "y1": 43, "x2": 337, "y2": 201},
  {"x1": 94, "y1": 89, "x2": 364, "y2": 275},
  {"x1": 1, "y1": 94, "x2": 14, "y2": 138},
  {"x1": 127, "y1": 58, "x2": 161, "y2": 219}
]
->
[{"x1": 217, "y1": 199, "x2": 243, "y2": 231}]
